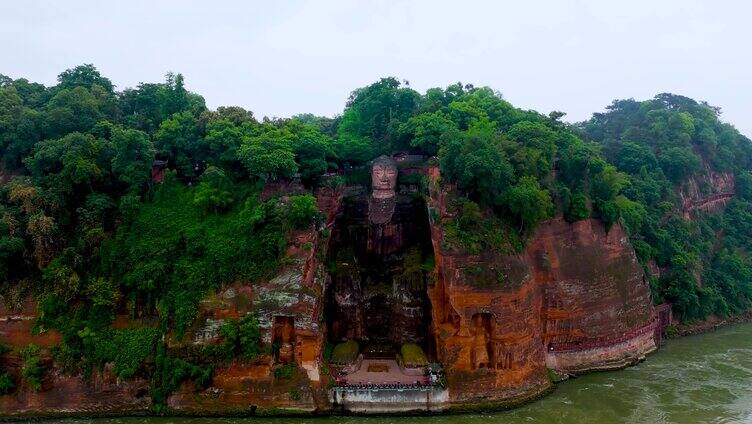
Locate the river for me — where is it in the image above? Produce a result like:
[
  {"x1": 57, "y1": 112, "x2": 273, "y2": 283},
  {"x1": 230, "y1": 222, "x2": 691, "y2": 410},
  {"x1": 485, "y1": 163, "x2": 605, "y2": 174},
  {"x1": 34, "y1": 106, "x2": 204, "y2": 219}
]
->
[{"x1": 61, "y1": 322, "x2": 752, "y2": 424}]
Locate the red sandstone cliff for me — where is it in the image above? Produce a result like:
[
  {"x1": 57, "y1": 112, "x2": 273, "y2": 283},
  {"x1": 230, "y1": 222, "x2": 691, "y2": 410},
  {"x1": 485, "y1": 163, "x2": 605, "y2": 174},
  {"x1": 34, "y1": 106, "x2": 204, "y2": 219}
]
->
[
  {"x1": 426, "y1": 165, "x2": 657, "y2": 406},
  {"x1": 0, "y1": 296, "x2": 150, "y2": 417},
  {"x1": 0, "y1": 187, "x2": 343, "y2": 418},
  {"x1": 532, "y1": 218, "x2": 657, "y2": 373},
  {"x1": 679, "y1": 169, "x2": 735, "y2": 219},
  {"x1": 1, "y1": 170, "x2": 661, "y2": 415},
  {"x1": 165, "y1": 186, "x2": 343, "y2": 414}
]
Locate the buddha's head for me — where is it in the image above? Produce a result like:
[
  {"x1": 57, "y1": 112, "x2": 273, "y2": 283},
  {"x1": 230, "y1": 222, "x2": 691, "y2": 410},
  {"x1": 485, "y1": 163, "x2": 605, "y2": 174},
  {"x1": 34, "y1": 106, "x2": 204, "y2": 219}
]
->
[{"x1": 371, "y1": 155, "x2": 397, "y2": 199}]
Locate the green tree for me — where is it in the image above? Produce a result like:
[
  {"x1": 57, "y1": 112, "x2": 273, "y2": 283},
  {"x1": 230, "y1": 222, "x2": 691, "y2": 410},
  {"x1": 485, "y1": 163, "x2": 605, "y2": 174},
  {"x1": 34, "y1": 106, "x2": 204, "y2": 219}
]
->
[
  {"x1": 287, "y1": 122, "x2": 335, "y2": 186},
  {"x1": 565, "y1": 190, "x2": 590, "y2": 222},
  {"x1": 505, "y1": 120, "x2": 558, "y2": 179},
  {"x1": 735, "y1": 171, "x2": 752, "y2": 201},
  {"x1": 614, "y1": 194, "x2": 646, "y2": 234},
  {"x1": 203, "y1": 118, "x2": 246, "y2": 170},
  {"x1": 591, "y1": 163, "x2": 629, "y2": 204},
  {"x1": 439, "y1": 119, "x2": 513, "y2": 205},
  {"x1": 193, "y1": 166, "x2": 235, "y2": 212},
  {"x1": 238, "y1": 131, "x2": 297, "y2": 180},
  {"x1": 502, "y1": 176, "x2": 553, "y2": 232},
  {"x1": 611, "y1": 141, "x2": 658, "y2": 174},
  {"x1": 119, "y1": 73, "x2": 204, "y2": 134},
  {"x1": 0, "y1": 86, "x2": 41, "y2": 168},
  {"x1": 0, "y1": 206, "x2": 25, "y2": 281},
  {"x1": 338, "y1": 77, "x2": 420, "y2": 154},
  {"x1": 43, "y1": 86, "x2": 108, "y2": 139},
  {"x1": 398, "y1": 111, "x2": 459, "y2": 155},
  {"x1": 238, "y1": 315, "x2": 262, "y2": 359},
  {"x1": 286, "y1": 194, "x2": 322, "y2": 229},
  {"x1": 333, "y1": 135, "x2": 374, "y2": 165},
  {"x1": 0, "y1": 371, "x2": 14, "y2": 395},
  {"x1": 20, "y1": 344, "x2": 44, "y2": 392},
  {"x1": 154, "y1": 111, "x2": 204, "y2": 177},
  {"x1": 220, "y1": 314, "x2": 262, "y2": 360},
  {"x1": 25, "y1": 132, "x2": 113, "y2": 195},
  {"x1": 658, "y1": 147, "x2": 701, "y2": 183},
  {"x1": 56, "y1": 64, "x2": 114, "y2": 93},
  {"x1": 111, "y1": 127, "x2": 155, "y2": 190}
]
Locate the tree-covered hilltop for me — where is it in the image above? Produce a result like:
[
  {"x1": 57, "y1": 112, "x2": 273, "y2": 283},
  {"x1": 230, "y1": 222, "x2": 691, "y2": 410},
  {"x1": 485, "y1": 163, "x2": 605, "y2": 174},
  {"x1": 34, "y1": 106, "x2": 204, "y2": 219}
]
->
[
  {"x1": 1, "y1": 66, "x2": 751, "y2": 403},
  {"x1": 582, "y1": 95, "x2": 752, "y2": 321}
]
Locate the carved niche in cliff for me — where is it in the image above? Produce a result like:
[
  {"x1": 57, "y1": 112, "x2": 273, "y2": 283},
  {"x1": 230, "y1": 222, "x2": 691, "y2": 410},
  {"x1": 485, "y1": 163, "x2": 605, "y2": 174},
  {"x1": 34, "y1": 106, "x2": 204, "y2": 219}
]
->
[
  {"x1": 470, "y1": 312, "x2": 494, "y2": 369},
  {"x1": 325, "y1": 155, "x2": 434, "y2": 350},
  {"x1": 272, "y1": 315, "x2": 295, "y2": 364}
]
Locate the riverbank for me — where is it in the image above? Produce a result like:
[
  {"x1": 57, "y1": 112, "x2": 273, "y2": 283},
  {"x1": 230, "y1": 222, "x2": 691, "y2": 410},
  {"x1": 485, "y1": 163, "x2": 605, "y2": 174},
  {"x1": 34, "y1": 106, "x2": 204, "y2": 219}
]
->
[
  {"x1": 24, "y1": 321, "x2": 752, "y2": 423},
  {"x1": 4, "y1": 311, "x2": 752, "y2": 420},
  {"x1": 672, "y1": 310, "x2": 752, "y2": 337}
]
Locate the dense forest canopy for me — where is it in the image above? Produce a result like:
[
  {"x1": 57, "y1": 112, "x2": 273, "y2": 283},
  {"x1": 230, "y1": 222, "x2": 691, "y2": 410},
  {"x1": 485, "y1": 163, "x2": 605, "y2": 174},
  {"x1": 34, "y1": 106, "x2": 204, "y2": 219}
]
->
[
  {"x1": 1, "y1": 65, "x2": 750, "y2": 403},
  {"x1": 582, "y1": 95, "x2": 752, "y2": 321}
]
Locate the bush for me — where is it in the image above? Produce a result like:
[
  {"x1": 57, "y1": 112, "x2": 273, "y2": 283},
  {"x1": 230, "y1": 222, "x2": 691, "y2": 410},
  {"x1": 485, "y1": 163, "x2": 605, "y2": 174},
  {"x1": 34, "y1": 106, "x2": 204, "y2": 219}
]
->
[
  {"x1": 238, "y1": 315, "x2": 262, "y2": 359},
  {"x1": 322, "y1": 342, "x2": 334, "y2": 362},
  {"x1": 0, "y1": 372, "x2": 14, "y2": 395},
  {"x1": 322, "y1": 175, "x2": 345, "y2": 189},
  {"x1": 78, "y1": 326, "x2": 159, "y2": 379},
  {"x1": 51, "y1": 342, "x2": 80, "y2": 374},
  {"x1": 330, "y1": 341, "x2": 359, "y2": 364},
  {"x1": 110, "y1": 328, "x2": 160, "y2": 378},
  {"x1": 286, "y1": 194, "x2": 322, "y2": 230},
  {"x1": 103, "y1": 181, "x2": 286, "y2": 339},
  {"x1": 151, "y1": 343, "x2": 213, "y2": 412},
  {"x1": 274, "y1": 364, "x2": 297, "y2": 380},
  {"x1": 443, "y1": 201, "x2": 522, "y2": 255},
  {"x1": 193, "y1": 166, "x2": 235, "y2": 212},
  {"x1": 400, "y1": 343, "x2": 428, "y2": 367},
  {"x1": 546, "y1": 368, "x2": 562, "y2": 383},
  {"x1": 665, "y1": 324, "x2": 679, "y2": 338},
  {"x1": 220, "y1": 314, "x2": 262, "y2": 360},
  {"x1": 20, "y1": 344, "x2": 44, "y2": 392},
  {"x1": 565, "y1": 191, "x2": 590, "y2": 222}
]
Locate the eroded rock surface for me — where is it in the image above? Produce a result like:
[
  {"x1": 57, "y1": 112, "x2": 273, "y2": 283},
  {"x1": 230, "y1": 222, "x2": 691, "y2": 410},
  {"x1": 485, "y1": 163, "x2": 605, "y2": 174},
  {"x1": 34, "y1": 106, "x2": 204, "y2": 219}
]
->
[
  {"x1": 680, "y1": 170, "x2": 735, "y2": 218},
  {"x1": 426, "y1": 164, "x2": 657, "y2": 406},
  {"x1": 0, "y1": 162, "x2": 662, "y2": 416}
]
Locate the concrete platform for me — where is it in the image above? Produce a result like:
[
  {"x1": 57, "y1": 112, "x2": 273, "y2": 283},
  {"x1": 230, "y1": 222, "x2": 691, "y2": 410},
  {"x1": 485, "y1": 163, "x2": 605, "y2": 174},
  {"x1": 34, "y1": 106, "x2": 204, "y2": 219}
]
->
[{"x1": 341, "y1": 359, "x2": 428, "y2": 385}]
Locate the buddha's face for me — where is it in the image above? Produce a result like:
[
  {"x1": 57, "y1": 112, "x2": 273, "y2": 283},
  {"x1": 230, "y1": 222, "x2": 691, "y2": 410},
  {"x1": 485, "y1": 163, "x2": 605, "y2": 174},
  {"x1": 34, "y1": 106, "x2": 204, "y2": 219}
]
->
[{"x1": 371, "y1": 161, "x2": 397, "y2": 198}]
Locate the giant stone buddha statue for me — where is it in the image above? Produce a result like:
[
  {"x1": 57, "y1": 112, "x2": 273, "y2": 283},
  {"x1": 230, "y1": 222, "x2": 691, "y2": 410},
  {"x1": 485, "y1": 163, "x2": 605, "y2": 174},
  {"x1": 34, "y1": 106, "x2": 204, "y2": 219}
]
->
[
  {"x1": 327, "y1": 153, "x2": 433, "y2": 347},
  {"x1": 368, "y1": 155, "x2": 398, "y2": 225}
]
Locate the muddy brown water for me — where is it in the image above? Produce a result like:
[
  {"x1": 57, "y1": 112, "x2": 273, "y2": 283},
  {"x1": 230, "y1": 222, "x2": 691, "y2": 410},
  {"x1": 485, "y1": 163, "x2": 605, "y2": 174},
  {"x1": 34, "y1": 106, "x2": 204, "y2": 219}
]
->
[{"x1": 60, "y1": 322, "x2": 752, "y2": 423}]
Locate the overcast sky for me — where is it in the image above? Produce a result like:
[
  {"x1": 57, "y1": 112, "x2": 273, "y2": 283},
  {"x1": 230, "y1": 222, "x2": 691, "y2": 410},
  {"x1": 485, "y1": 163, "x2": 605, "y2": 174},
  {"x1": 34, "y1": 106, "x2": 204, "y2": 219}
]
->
[{"x1": 2, "y1": 0, "x2": 750, "y2": 137}]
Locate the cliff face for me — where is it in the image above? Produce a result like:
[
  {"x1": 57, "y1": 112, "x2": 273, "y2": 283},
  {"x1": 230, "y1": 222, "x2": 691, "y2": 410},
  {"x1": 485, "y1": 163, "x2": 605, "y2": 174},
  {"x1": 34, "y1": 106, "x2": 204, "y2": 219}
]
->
[
  {"x1": 0, "y1": 186, "x2": 344, "y2": 417},
  {"x1": 426, "y1": 165, "x2": 657, "y2": 405},
  {"x1": 680, "y1": 170, "x2": 735, "y2": 218},
  {"x1": 0, "y1": 363, "x2": 150, "y2": 417},
  {"x1": 165, "y1": 186, "x2": 344, "y2": 415},
  {"x1": 1, "y1": 169, "x2": 660, "y2": 416},
  {"x1": 0, "y1": 297, "x2": 150, "y2": 416},
  {"x1": 532, "y1": 219, "x2": 657, "y2": 373},
  {"x1": 0, "y1": 295, "x2": 61, "y2": 349}
]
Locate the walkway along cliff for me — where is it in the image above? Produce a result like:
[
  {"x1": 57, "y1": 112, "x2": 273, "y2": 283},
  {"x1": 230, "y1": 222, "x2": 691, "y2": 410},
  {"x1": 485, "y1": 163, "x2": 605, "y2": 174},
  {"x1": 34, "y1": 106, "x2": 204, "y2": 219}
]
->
[{"x1": 0, "y1": 157, "x2": 663, "y2": 417}]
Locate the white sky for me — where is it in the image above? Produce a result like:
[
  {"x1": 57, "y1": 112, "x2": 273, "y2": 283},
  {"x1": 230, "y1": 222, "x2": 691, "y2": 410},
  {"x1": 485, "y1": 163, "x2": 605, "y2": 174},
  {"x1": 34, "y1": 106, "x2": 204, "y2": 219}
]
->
[{"x1": 2, "y1": 0, "x2": 750, "y2": 137}]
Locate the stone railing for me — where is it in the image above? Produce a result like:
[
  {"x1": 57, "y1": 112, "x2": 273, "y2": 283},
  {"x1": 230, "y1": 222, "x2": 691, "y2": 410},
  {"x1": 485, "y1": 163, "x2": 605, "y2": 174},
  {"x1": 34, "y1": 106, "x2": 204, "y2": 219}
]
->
[{"x1": 335, "y1": 379, "x2": 432, "y2": 390}]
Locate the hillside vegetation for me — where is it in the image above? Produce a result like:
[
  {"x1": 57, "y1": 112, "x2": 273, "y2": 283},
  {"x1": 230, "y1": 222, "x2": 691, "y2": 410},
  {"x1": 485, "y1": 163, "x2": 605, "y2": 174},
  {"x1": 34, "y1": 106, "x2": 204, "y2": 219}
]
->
[{"x1": 0, "y1": 66, "x2": 750, "y2": 405}]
